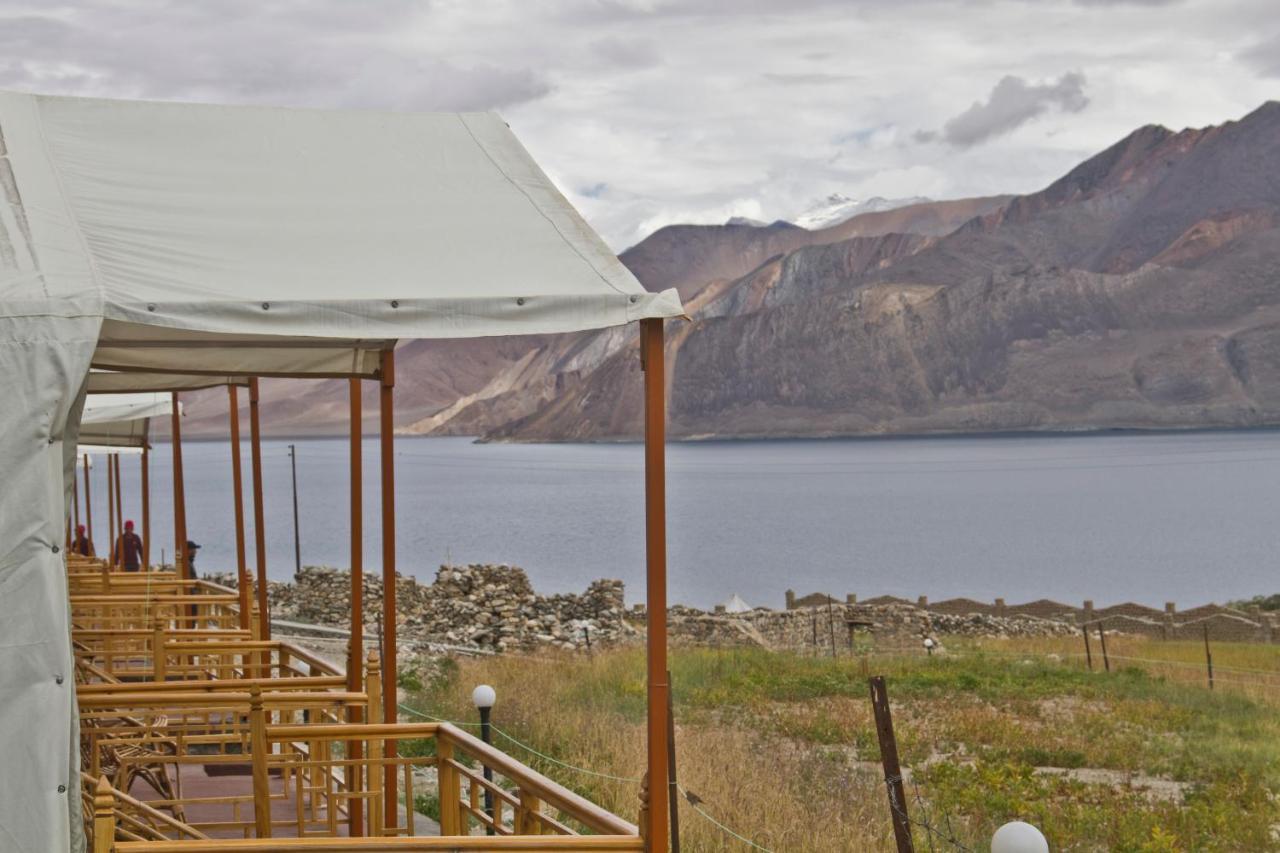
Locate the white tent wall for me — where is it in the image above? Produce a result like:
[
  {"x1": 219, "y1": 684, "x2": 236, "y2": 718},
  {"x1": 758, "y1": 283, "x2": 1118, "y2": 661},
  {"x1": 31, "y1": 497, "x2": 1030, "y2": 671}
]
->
[{"x1": 0, "y1": 315, "x2": 98, "y2": 853}]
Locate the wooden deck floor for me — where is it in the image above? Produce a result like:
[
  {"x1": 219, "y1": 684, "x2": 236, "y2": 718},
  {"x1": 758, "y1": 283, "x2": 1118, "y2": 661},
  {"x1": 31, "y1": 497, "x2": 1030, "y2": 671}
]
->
[{"x1": 131, "y1": 765, "x2": 440, "y2": 839}]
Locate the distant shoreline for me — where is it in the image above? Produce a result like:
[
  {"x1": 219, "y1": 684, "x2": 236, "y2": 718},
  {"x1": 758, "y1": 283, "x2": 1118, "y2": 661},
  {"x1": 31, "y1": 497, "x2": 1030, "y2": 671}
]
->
[{"x1": 161, "y1": 422, "x2": 1280, "y2": 445}]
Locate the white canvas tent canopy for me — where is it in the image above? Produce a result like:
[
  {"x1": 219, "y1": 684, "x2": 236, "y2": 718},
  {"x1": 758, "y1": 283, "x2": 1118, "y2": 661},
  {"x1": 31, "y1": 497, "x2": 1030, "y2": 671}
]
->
[
  {"x1": 77, "y1": 392, "x2": 172, "y2": 448},
  {"x1": 0, "y1": 90, "x2": 683, "y2": 852},
  {"x1": 720, "y1": 593, "x2": 752, "y2": 613}
]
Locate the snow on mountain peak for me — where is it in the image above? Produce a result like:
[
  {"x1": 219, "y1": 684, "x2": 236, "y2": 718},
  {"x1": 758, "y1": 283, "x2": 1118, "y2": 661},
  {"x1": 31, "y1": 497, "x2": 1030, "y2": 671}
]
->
[{"x1": 790, "y1": 194, "x2": 932, "y2": 230}]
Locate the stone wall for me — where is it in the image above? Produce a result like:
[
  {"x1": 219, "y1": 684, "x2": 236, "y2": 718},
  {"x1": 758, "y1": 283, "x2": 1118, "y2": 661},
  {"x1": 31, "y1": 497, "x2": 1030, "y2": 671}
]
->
[
  {"x1": 205, "y1": 564, "x2": 631, "y2": 652},
  {"x1": 659, "y1": 601, "x2": 1076, "y2": 651},
  {"x1": 779, "y1": 589, "x2": 1280, "y2": 642}
]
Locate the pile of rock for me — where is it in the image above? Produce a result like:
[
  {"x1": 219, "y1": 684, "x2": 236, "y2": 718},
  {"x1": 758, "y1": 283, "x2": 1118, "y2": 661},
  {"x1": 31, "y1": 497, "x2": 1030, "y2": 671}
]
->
[
  {"x1": 205, "y1": 564, "x2": 631, "y2": 652},
  {"x1": 652, "y1": 601, "x2": 1076, "y2": 649},
  {"x1": 204, "y1": 566, "x2": 1071, "y2": 655}
]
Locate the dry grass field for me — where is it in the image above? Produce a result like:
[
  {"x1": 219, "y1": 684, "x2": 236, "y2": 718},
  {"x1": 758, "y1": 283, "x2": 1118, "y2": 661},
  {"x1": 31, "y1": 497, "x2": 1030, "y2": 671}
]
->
[{"x1": 402, "y1": 638, "x2": 1280, "y2": 851}]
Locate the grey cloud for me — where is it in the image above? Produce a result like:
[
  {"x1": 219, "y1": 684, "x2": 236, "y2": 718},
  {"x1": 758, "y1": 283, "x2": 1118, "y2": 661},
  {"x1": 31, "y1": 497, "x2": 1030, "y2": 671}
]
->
[
  {"x1": 0, "y1": 1, "x2": 551, "y2": 112},
  {"x1": 1240, "y1": 34, "x2": 1280, "y2": 78},
  {"x1": 933, "y1": 72, "x2": 1089, "y2": 148},
  {"x1": 590, "y1": 36, "x2": 661, "y2": 69}
]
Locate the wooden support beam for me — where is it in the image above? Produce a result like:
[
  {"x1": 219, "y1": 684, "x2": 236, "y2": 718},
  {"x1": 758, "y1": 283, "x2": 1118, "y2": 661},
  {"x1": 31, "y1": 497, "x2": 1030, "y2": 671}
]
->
[
  {"x1": 113, "y1": 454, "x2": 124, "y2": 563},
  {"x1": 72, "y1": 460, "x2": 81, "y2": 534},
  {"x1": 349, "y1": 377, "x2": 365, "y2": 837},
  {"x1": 641, "y1": 317, "x2": 670, "y2": 853},
  {"x1": 229, "y1": 386, "x2": 251, "y2": 630},
  {"x1": 350, "y1": 377, "x2": 364, "y2": 685},
  {"x1": 83, "y1": 454, "x2": 94, "y2": 554},
  {"x1": 106, "y1": 451, "x2": 116, "y2": 566},
  {"x1": 378, "y1": 349, "x2": 398, "y2": 832},
  {"x1": 171, "y1": 392, "x2": 188, "y2": 578},
  {"x1": 249, "y1": 378, "x2": 270, "y2": 643},
  {"x1": 141, "y1": 442, "x2": 151, "y2": 569}
]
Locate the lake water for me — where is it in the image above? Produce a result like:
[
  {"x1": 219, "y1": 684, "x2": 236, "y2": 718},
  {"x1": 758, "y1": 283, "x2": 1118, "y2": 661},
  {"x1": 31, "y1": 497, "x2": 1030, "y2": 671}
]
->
[{"x1": 80, "y1": 431, "x2": 1280, "y2": 610}]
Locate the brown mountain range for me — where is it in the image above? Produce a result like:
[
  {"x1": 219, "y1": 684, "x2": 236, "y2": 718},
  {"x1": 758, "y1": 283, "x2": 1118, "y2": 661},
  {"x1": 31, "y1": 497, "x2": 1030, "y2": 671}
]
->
[{"x1": 175, "y1": 102, "x2": 1280, "y2": 442}]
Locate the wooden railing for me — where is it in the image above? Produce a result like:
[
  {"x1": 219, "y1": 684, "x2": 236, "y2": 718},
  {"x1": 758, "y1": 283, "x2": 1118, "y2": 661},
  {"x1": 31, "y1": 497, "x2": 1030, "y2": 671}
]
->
[{"x1": 74, "y1": 566, "x2": 641, "y2": 850}]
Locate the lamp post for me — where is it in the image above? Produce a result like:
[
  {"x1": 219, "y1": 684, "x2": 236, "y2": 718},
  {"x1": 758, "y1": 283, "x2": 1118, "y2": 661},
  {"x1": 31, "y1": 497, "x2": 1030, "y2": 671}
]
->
[{"x1": 472, "y1": 684, "x2": 497, "y2": 834}]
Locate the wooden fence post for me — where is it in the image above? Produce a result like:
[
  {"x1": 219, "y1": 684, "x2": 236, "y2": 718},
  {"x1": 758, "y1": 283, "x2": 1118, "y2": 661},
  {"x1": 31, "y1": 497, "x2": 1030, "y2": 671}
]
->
[
  {"x1": 1203, "y1": 624, "x2": 1214, "y2": 690},
  {"x1": 1082, "y1": 626, "x2": 1093, "y2": 672},
  {"x1": 869, "y1": 676, "x2": 915, "y2": 853},
  {"x1": 93, "y1": 775, "x2": 115, "y2": 853},
  {"x1": 250, "y1": 685, "x2": 272, "y2": 838},
  {"x1": 1097, "y1": 625, "x2": 1110, "y2": 673}
]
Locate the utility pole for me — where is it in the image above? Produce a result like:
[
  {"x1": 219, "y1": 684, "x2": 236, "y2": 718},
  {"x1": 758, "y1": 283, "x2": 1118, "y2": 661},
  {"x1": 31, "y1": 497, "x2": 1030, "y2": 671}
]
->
[{"x1": 288, "y1": 443, "x2": 301, "y2": 575}]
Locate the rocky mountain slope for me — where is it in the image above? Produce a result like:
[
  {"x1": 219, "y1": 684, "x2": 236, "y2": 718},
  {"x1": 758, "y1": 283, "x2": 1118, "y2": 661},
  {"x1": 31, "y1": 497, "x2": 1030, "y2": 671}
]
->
[
  {"x1": 483, "y1": 101, "x2": 1280, "y2": 440},
  {"x1": 176, "y1": 102, "x2": 1280, "y2": 442}
]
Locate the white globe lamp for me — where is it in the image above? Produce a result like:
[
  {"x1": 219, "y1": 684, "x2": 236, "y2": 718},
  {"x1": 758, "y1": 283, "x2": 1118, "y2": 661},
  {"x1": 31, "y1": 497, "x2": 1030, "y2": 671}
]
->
[{"x1": 991, "y1": 821, "x2": 1049, "y2": 853}]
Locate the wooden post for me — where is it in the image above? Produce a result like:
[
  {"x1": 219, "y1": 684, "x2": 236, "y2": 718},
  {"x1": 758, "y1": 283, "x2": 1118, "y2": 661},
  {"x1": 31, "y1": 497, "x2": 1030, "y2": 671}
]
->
[
  {"x1": 106, "y1": 452, "x2": 115, "y2": 566},
  {"x1": 811, "y1": 608, "x2": 818, "y2": 657},
  {"x1": 641, "y1": 318, "x2": 670, "y2": 853},
  {"x1": 346, "y1": 640, "x2": 364, "y2": 837},
  {"x1": 92, "y1": 775, "x2": 115, "y2": 853},
  {"x1": 171, "y1": 392, "x2": 188, "y2": 579},
  {"x1": 346, "y1": 378, "x2": 367, "y2": 837},
  {"x1": 83, "y1": 454, "x2": 94, "y2": 554},
  {"x1": 515, "y1": 790, "x2": 541, "y2": 835},
  {"x1": 250, "y1": 684, "x2": 272, "y2": 838},
  {"x1": 349, "y1": 378, "x2": 364, "y2": 683},
  {"x1": 152, "y1": 621, "x2": 166, "y2": 682},
  {"x1": 229, "y1": 386, "x2": 251, "y2": 629},
  {"x1": 827, "y1": 598, "x2": 837, "y2": 658},
  {"x1": 141, "y1": 441, "x2": 151, "y2": 570},
  {"x1": 249, "y1": 378, "x2": 270, "y2": 643},
  {"x1": 869, "y1": 676, "x2": 914, "y2": 853},
  {"x1": 1097, "y1": 624, "x2": 1110, "y2": 673},
  {"x1": 436, "y1": 738, "x2": 458, "y2": 836},
  {"x1": 1203, "y1": 624, "x2": 1214, "y2": 690},
  {"x1": 378, "y1": 349, "x2": 398, "y2": 831},
  {"x1": 666, "y1": 669, "x2": 680, "y2": 853},
  {"x1": 1082, "y1": 626, "x2": 1093, "y2": 671},
  {"x1": 113, "y1": 454, "x2": 123, "y2": 564},
  {"x1": 72, "y1": 470, "x2": 80, "y2": 544},
  {"x1": 366, "y1": 651, "x2": 385, "y2": 836}
]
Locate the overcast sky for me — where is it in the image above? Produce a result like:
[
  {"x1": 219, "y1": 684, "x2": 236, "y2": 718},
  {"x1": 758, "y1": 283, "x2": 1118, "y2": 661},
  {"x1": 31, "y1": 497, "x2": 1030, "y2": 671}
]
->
[{"x1": 1, "y1": 0, "x2": 1276, "y2": 249}]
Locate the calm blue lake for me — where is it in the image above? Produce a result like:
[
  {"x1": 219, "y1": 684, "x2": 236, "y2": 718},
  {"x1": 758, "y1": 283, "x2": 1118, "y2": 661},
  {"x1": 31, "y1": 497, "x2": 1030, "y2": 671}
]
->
[{"x1": 79, "y1": 431, "x2": 1280, "y2": 610}]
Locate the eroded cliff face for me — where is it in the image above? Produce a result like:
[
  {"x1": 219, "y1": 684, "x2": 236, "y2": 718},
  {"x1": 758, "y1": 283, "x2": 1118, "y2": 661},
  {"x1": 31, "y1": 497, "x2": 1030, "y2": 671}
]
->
[{"x1": 484, "y1": 102, "x2": 1280, "y2": 441}]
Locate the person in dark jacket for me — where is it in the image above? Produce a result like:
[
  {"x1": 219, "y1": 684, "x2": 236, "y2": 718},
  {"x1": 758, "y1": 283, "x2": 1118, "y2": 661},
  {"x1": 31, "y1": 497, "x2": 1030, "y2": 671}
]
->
[
  {"x1": 72, "y1": 524, "x2": 94, "y2": 557},
  {"x1": 185, "y1": 540, "x2": 202, "y2": 574},
  {"x1": 115, "y1": 519, "x2": 144, "y2": 571}
]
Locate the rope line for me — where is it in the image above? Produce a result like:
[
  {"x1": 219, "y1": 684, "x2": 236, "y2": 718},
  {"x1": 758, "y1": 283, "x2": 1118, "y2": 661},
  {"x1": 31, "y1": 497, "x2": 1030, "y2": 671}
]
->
[
  {"x1": 398, "y1": 703, "x2": 781, "y2": 850},
  {"x1": 678, "y1": 785, "x2": 776, "y2": 852}
]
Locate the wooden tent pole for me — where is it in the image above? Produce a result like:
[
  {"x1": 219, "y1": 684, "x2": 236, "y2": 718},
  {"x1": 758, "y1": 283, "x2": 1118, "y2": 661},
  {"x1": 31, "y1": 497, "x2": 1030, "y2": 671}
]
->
[
  {"x1": 72, "y1": 458, "x2": 81, "y2": 532},
  {"x1": 83, "y1": 455, "x2": 93, "y2": 553},
  {"x1": 106, "y1": 451, "x2": 116, "y2": 566},
  {"x1": 113, "y1": 454, "x2": 123, "y2": 562},
  {"x1": 229, "y1": 385, "x2": 251, "y2": 630},
  {"x1": 350, "y1": 378, "x2": 364, "y2": 687},
  {"x1": 641, "y1": 318, "x2": 671, "y2": 853},
  {"x1": 171, "y1": 392, "x2": 188, "y2": 578},
  {"x1": 249, "y1": 378, "x2": 270, "y2": 642},
  {"x1": 141, "y1": 440, "x2": 151, "y2": 570},
  {"x1": 349, "y1": 377, "x2": 365, "y2": 837},
  {"x1": 379, "y1": 350, "x2": 398, "y2": 831}
]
